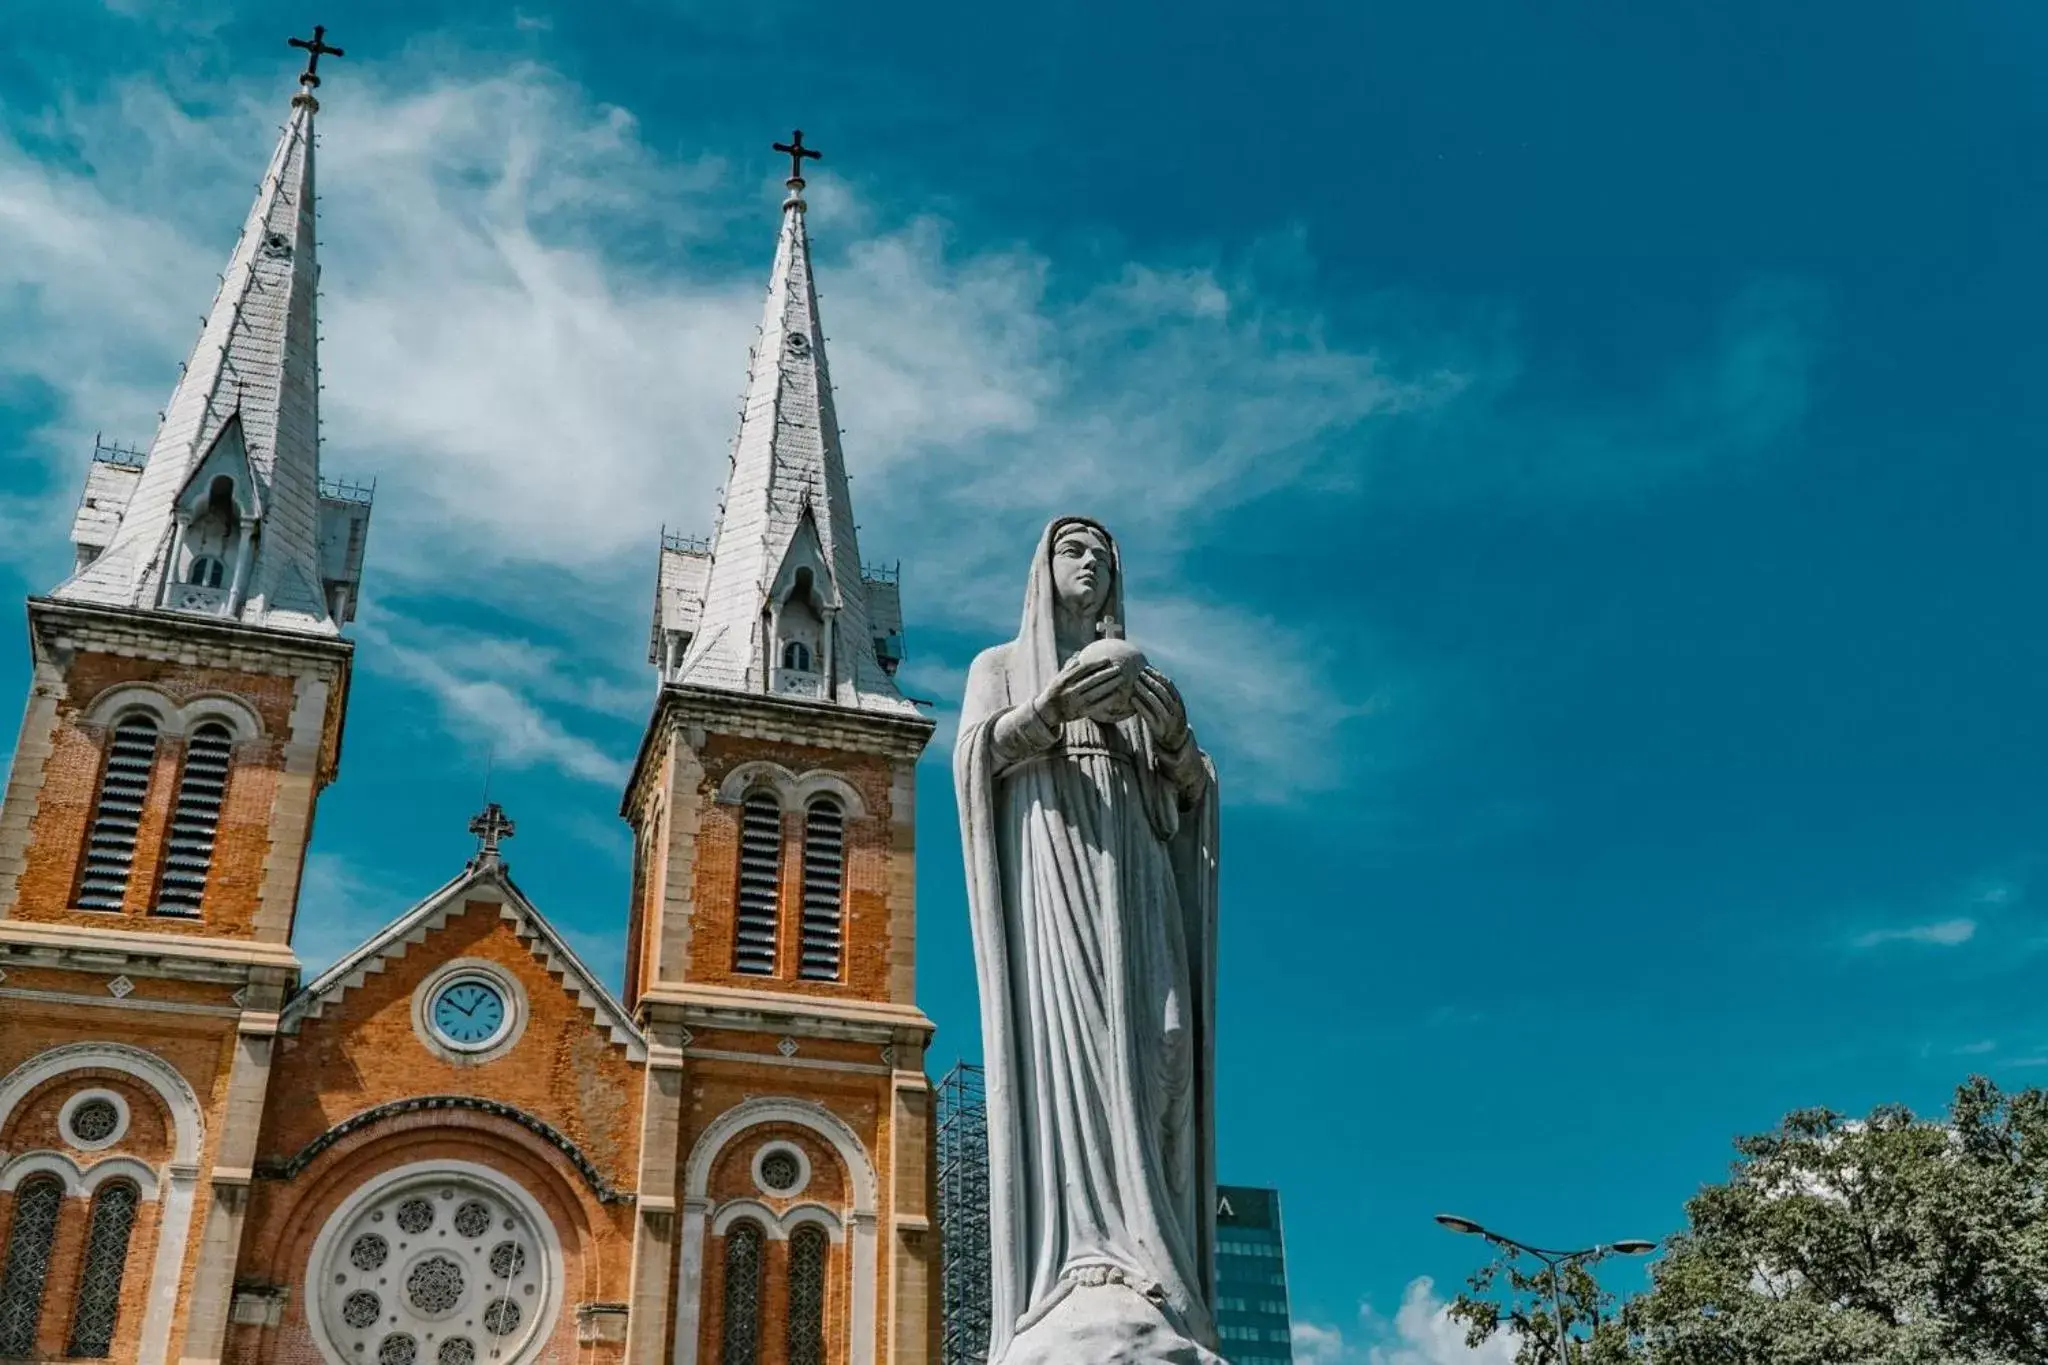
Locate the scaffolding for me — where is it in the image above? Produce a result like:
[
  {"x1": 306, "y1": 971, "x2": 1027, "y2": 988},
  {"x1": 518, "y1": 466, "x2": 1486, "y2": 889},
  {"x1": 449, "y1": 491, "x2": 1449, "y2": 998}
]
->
[{"x1": 936, "y1": 1062, "x2": 992, "y2": 1365}]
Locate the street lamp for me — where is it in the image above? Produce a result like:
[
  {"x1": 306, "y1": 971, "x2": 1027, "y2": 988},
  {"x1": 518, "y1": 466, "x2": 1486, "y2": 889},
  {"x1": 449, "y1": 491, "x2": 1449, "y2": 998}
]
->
[{"x1": 1434, "y1": 1215, "x2": 1658, "y2": 1363}]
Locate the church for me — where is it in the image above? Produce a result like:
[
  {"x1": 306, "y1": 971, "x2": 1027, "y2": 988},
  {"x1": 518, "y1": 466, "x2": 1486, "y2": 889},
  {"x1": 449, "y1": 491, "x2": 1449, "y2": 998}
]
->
[{"x1": 0, "y1": 36, "x2": 939, "y2": 1365}]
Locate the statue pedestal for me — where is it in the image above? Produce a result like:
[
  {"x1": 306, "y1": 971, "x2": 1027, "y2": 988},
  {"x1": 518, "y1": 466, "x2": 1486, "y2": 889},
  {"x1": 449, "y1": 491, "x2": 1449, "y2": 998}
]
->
[{"x1": 1001, "y1": 1282, "x2": 1227, "y2": 1365}]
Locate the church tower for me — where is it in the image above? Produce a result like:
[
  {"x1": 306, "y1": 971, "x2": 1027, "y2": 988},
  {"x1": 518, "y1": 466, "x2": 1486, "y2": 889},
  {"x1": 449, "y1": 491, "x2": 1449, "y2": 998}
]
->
[
  {"x1": 623, "y1": 134, "x2": 939, "y2": 1364},
  {"x1": 0, "y1": 31, "x2": 370, "y2": 1364}
]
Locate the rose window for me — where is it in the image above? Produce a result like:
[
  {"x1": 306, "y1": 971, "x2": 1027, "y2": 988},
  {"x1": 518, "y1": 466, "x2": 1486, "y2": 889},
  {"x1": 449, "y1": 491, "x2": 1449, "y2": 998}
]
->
[
  {"x1": 407, "y1": 1256, "x2": 464, "y2": 1315},
  {"x1": 67, "y1": 1098, "x2": 121, "y2": 1144},
  {"x1": 314, "y1": 1170, "x2": 554, "y2": 1365}
]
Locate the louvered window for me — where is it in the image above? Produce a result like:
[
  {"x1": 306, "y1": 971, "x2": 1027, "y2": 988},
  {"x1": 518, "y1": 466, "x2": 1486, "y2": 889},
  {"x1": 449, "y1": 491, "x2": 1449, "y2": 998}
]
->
[
  {"x1": 734, "y1": 793, "x2": 783, "y2": 976},
  {"x1": 799, "y1": 798, "x2": 845, "y2": 981},
  {"x1": 0, "y1": 1174, "x2": 63, "y2": 1356},
  {"x1": 786, "y1": 1224, "x2": 827, "y2": 1365},
  {"x1": 717, "y1": 1221, "x2": 764, "y2": 1365},
  {"x1": 78, "y1": 717, "x2": 159, "y2": 911},
  {"x1": 66, "y1": 1181, "x2": 139, "y2": 1358},
  {"x1": 156, "y1": 722, "x2": 233, "y2": 916}
]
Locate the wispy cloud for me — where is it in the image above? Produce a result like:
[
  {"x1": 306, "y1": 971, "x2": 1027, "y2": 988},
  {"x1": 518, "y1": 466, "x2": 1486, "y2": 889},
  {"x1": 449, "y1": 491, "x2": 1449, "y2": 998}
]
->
[
  {"x1": 1853, "y1": 917, "x2": 1978, "y2": 949},
  {"x1": 292, "y1": 851, "x2": 419, "y2": 975},
  {"x1": 1297, "y1": 1277, "x2": 1518, "y2": 1365},
  {"x1": 0, "y1": 36, "x2": 1821, "y2": 799}
]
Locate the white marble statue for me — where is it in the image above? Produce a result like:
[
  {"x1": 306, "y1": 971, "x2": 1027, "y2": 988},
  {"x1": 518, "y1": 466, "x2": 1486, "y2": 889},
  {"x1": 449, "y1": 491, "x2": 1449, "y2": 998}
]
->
[{"x1": 955, "y1": 516, "x2": 1223, "y2": 1365}]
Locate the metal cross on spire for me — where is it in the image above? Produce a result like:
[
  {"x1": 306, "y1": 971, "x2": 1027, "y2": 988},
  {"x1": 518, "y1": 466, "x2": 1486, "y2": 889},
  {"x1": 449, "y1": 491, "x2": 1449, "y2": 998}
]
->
[
  {"x1": 467, "y1": 801, "x2": 516, "y2": 868},
  {"x1": 288, "y1": 24, "x2": 345, "y2": 87},
  {"x1": 773, "y1": 130, "x2": 822, "y2": 185}
]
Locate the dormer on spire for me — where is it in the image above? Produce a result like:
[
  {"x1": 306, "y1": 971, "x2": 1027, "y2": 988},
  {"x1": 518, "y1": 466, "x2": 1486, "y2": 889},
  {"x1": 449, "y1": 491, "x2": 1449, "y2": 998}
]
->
[
  {"x1": 51, "y1": 29, "x2": 370, "y2": 636},
  {"x1": 649, "y1": 133, "x2": 913, "y2": 712}
]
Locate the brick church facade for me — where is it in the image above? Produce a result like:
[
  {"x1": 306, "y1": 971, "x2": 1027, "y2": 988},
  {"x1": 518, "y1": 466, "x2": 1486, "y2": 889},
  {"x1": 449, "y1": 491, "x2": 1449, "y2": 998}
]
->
[{"x1": 0, "y1": 48, "x2": 938, "y2": 1365}]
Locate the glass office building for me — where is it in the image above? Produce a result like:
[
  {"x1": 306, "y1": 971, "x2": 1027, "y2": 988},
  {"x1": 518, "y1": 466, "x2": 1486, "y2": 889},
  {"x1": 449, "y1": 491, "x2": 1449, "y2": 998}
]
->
[{"x1": 1214, "y1": 1184, "x2": 1294, "y2": 1364}]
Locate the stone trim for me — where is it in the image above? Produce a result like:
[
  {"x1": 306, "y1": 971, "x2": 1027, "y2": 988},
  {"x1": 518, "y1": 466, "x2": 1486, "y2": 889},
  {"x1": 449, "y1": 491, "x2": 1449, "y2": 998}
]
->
[
  {"x1": 282, "y1": 865, "x2": 647, "y2": 1060},
  {"x1": 250, "y1": 1095, "x2": 636, "y2": 1204}
]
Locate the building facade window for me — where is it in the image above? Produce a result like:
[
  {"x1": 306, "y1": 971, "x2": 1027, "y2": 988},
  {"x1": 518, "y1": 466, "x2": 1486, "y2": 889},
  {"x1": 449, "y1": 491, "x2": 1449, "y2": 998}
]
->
[
  {"x1": 66, "y1": 1180, "x2": 140, "y2": 1358},
  {"x1": 0, "y1": 1174, "x2": 65, "y2": 1355},
  {"x1": 186, "y1": 556, "x2": 225, "y2": 588},
  {"x1": 717, "y1": 1221, "x2": 764, "y2": 1365},
  {"x1": 734, "y1": 793, "x2": 783, "y2": 975},
  {"x1": 798, "y1": 797, "x2": 845, "y2": 981},
  {"x1": 786, "y1": 1224, "x2": 828, "y2": 1365},
  {"x1": 77, "y1": 716, "x2": 160, "y2": 911},
  {"x1": 781, "y1": 641, "x2": 813, "y2": 672},
  {"x1": 155, "y1": 721, "x2": 233, "y2": 916}
]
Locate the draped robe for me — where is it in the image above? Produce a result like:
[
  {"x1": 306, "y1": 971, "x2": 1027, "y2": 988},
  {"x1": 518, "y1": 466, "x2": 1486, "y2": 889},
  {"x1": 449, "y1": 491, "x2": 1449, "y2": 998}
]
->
[{"x1": 955, "y1": 518, "x2": 1222, "y2": 1363}]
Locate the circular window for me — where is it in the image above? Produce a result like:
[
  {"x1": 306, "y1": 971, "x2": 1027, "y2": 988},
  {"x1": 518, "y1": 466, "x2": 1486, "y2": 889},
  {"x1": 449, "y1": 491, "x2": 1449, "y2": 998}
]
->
[
  {"x1": 59, "y1": 1090, "x2": 130, "y2": 1152},
  {"x1": 311, "y1": 1167, "x2": 556, "y2": 1365},
  {"x1": 752, "y1": 1141, "x2": 812, "y2": 1197}
]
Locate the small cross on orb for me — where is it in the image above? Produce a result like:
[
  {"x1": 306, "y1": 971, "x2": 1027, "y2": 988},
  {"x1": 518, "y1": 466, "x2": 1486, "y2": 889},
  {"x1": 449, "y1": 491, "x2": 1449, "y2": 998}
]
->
[
  {"x1": 288, "y1": 24, "x2": 345, "y2": 87},
  {"x1": 468, "y1": 802, "x2": 516, "y2": 865},
  {"x1": 774, "y1": 130, "x2": 822, "y2": 185}
]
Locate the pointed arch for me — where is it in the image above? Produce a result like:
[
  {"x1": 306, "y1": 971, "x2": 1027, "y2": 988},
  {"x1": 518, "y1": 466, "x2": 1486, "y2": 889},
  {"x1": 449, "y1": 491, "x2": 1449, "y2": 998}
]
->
[
  {"x1": 66, "y1": 1178, "x2": 140, "y2": 1357},
  {"x1": 155, "y1": 720, "x2": 233, "y2": 916},
  {"x1": 786, "y1": 1222, "x2": 828, "y2": 1365},
  {"x1": 733, "y1": 791, "x2": 783, "y2": 975},
  {"x1": 799, "y1": 795, "x2": 845, "y2": 980},
  {"x1": 76, "y1": 714, "x2": 160, "y2": 910},
  {"x1": 0, "y1": 1173, "x2": 63, "y2": 1355},
  {"x1": 717, "y1": 1219, "x2": 765, "y2": 1365}
]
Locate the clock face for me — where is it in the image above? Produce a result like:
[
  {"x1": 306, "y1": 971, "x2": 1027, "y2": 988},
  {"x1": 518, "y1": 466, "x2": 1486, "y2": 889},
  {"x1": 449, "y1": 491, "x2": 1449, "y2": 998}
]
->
[{"x1": 430, "y1": 977, "x2": 508, "y2": 1048}]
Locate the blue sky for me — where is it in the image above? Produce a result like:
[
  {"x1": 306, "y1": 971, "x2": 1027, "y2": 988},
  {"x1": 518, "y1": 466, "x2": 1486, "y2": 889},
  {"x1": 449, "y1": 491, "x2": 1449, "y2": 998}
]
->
[{"x1": 2, "y1": 1, "x2": 2044, "y2": 1359}]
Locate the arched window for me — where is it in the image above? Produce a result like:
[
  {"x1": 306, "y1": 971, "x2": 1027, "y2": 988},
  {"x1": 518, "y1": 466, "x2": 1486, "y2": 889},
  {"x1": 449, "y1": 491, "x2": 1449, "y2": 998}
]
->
[
  {"x1": 185, "y1": 556, "x2": 224, "y2": 588},
  {"x1": 78, "y1": 715, "x2": 160, "y2": 911},
  {"x1": 781, "y1": 641, "x2": 813, "y2": 672},
  {"x1": 0, "y1": 1174, "x2": 64, "y2": 1356},
  {"x1": 799, "y1": 797, "x2": 845, "y2": 981},
  {"x1": 66, "y1": 1180, "x2": 140, "y2": 1358},
  {"x1": 155, "y1": 722, "x2": 233, "y2": 916},
  {"x1": 786, "y1": 1224, "x2": 828, "y2": 1365},
  {"x1": 733, "y1": 793, "x2": 783, "y2": 975},
  {"x1": 717, "y1": 1221, "x2": 764, "y2": 1365}
]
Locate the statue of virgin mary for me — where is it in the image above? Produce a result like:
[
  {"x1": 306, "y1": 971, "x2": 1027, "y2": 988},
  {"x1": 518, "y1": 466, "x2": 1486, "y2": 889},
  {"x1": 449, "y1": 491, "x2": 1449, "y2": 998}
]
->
[{"x1": 955, "y1": 517, "x2": 1223, "y2": 1365}]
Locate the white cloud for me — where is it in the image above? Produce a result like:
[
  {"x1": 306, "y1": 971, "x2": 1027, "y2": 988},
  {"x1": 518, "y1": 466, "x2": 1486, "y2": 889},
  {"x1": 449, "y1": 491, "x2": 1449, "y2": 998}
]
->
[
  {"x1": 292, "y1": 851, "x2": 417, "y2": 975},
  {"x1": 1852, "y1": 918, "x2": 1978, "y2": 949},
  {"x1": 1299, "y1": 1278, "x2": 1519, "y2": 1365},
  {"x1": 0, "y1": 36, "x2": 1820, "y2": 798}
]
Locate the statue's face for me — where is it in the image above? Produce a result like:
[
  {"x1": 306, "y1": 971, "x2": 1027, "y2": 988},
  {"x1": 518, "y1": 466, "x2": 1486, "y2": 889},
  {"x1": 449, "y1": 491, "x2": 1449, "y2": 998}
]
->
[{"x1": 1051, "y1": 525, "x2": 1112, "y2": 619}]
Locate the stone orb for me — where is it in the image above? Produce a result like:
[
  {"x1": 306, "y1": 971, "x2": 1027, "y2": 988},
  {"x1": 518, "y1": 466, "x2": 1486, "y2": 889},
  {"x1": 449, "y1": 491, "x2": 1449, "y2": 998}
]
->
[{"x1": 1072, "y1": 637, "x2": 1148, "y2": 723}]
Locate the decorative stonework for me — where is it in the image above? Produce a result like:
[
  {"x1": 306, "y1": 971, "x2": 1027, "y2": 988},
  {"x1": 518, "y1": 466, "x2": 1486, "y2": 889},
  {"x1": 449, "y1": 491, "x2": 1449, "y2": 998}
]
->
[
  {"x1": 58, "y1": 1088, "x2": 131, "y2": 1152},
  {"x1": 252, "y1": 1095, "x2": 634, "y2": 1203},
  {"x1": 308, "y1": 1163, "x2": 561, "y2": 1365},
  {"x1": 284, "y1": 874, "x2": 646, "y2": 1061},
  {"x1": 106, "y1": 974, "x2": 134, "y2": 998}
]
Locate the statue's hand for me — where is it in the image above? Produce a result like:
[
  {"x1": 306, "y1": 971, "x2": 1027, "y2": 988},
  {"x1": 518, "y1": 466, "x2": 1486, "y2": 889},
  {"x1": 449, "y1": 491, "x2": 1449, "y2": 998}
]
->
[
  {"x1": 1133, "y1": 666, "x2": 1190, "y2": 749},
  {"x1": 1035, "y1": 656, "x2": 1127, "y2": 725}
]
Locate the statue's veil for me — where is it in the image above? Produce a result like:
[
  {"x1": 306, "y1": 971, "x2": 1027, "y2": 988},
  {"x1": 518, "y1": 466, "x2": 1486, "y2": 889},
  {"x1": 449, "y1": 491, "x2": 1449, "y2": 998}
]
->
[{"x1": 954, "y1": 516, "x2": 1220, "y2": 1360}]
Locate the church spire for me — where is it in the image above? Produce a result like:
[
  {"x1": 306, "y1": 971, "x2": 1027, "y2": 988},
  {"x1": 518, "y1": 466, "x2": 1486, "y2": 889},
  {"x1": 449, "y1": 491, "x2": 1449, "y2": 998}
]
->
[
  {"x1": 650, "y1": 132, "x2": 912, "y2": 712},
  {"x1": 53, "y1": 28, "x2": 363, "y2": 635}
]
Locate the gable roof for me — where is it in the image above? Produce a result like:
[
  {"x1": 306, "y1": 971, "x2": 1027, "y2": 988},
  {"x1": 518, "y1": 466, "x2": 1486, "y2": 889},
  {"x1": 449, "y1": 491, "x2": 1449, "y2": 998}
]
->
[{"x1": 282, "y1": 860, "x2": 646, "y2": 1062}]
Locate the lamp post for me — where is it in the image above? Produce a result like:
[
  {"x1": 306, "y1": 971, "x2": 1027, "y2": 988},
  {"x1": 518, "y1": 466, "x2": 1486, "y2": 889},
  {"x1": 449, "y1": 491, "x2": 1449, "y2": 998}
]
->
[{"x1": 1434, "y1": 1214, "x2": 1657, "y2": 1363}]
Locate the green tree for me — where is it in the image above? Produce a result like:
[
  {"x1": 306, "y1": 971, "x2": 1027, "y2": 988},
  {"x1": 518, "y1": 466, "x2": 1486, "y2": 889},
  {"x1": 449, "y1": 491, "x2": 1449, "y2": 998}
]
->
[{"x1": 1450, "y1": 1079, "x2": 2048, "y2": 1364}]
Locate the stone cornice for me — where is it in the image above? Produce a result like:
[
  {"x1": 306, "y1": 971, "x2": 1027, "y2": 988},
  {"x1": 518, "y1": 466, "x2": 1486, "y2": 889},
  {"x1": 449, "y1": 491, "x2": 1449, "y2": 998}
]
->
[
  {"x1": 636, "y1": 981, "x2": 935, "y2": 1046},
  {"x1": 27, "y1": 597, "x2": 356, "y2": 673},
  {"x1": 620, "y1": 682, "x2": 934, "y2": 814},
  {"x1": 0, "y1": 919, "x2": 298, "y2": 980}
]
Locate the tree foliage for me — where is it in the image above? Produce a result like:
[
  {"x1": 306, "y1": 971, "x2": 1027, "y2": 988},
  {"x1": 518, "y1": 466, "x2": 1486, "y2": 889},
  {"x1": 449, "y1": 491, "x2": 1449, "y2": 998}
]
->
[{"x1": 1451, "y1": 1079, "x2": 2048, "y2": 1365}]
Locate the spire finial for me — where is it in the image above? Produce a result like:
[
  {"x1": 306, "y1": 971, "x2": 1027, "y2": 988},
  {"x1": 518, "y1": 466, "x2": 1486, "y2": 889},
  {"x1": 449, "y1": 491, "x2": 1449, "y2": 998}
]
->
[
  {"x1": 288, "y1": 24, "x2": 344, "y2": 90},
  {"x1": 773, "y1": 130, "x2": 822, "y2": 188},
  {"x1": 467, "y1": 801, "x2": 515, "y2": 869}
]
